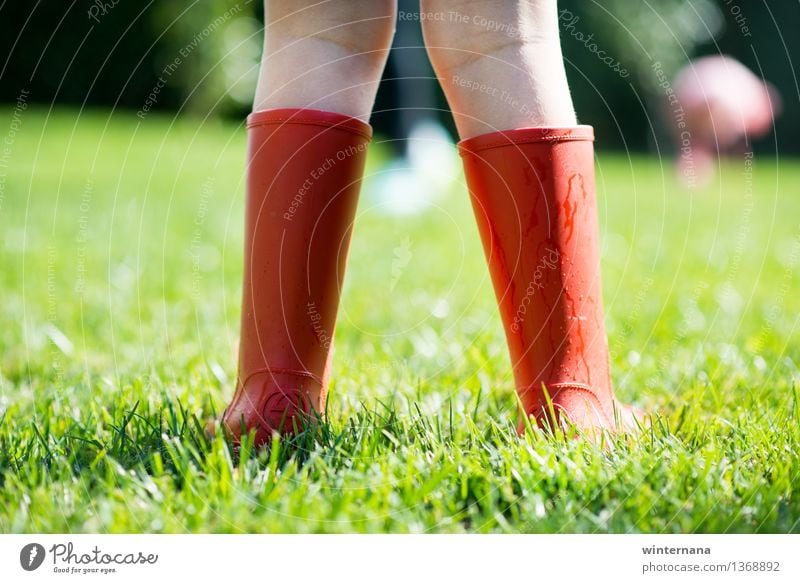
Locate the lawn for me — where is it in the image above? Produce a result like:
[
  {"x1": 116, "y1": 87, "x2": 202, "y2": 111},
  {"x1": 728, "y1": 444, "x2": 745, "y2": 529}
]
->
[{"x1": 1, "y1": 108, "x2": 798, "y2": 533}]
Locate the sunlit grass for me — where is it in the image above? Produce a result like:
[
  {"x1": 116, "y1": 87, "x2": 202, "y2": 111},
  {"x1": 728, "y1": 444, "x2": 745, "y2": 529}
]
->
[{"x1": 1, "y1": 108, "x2": 798, "y2": 533}]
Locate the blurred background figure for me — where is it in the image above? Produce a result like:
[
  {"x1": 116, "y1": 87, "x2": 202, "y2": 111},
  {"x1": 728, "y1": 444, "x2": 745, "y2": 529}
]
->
[
  {"x1": 366, "y1": 0, "x2": 458, "y2": 215},
  {"x1": 671, "y1": 55, "x2": 781, "y2": 186}
]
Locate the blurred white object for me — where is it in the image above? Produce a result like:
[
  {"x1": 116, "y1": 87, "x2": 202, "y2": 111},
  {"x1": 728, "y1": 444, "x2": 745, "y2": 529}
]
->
[{"x1": 366, "y1": 120, "x2": 459, "y2": 215}]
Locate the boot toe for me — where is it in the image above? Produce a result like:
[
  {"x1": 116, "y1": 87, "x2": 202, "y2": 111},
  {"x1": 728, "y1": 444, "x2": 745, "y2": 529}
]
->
[
  {"x1": 220, "y1": 371, "x2": 320, "y2": 446},
  {"x1": 524, "y1": 384, "x2": 645, "y2": 437}
]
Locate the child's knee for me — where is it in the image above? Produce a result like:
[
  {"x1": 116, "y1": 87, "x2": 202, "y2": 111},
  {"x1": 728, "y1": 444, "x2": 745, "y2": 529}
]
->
[
  {"x1": 420, "y1": 0, "x2": 556, "y2": 73},
  {"x1": 269, "y1": 0, "x2": 397, "y2": 66}
]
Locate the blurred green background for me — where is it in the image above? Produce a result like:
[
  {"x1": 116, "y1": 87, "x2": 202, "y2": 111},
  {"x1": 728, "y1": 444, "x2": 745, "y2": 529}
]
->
[{"x1": 1, "y1": 0, "x2": 797, "y2": 152}]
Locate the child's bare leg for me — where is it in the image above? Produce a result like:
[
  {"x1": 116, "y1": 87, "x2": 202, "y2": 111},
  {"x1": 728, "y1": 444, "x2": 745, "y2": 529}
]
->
[
  {"x1": 421, "y1": 0, "x2": 575, "y2": 137},
  {"x1": 255, "y1": 0, "x2": 396, "y2": 120},
  {"x1": 222, "y1": 1, "x2": 396, "y2": 444},
  {"x1": 423, "y1": 0, "x2": 639, "y2": 434}
]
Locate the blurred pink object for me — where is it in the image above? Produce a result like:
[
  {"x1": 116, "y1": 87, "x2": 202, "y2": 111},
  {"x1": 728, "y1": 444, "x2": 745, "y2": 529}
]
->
[{"x1": 671, "y1": 55, "x2": 780, "y2": 185}]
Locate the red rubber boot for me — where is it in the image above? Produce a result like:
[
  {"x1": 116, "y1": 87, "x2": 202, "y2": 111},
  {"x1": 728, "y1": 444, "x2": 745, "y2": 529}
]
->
[
  {"x1": 459, "y1": 126, "x2": 636, "y2": 434},
  {"x1": 222, "y1": 109, "x2": 371, "y2": 445}
]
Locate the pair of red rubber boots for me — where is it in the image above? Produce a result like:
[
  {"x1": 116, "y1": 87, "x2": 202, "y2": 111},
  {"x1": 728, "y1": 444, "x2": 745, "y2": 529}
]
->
[{"x1": 221, "y1": 108, "x2": 634, "y2": 445}]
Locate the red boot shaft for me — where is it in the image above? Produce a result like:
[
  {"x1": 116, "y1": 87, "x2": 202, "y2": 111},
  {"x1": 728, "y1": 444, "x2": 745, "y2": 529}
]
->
[
  {"x1": 223, "y1": 109, "x2": 371, "y2": 443},
  {"x1": 459, "y1": 127, "x2": 616, "y2": 431}
]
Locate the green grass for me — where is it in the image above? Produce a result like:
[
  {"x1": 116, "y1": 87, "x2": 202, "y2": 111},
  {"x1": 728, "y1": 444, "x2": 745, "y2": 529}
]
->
[{"x1": 1, "y1": 107, "x2": 799, "y2": 533}]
